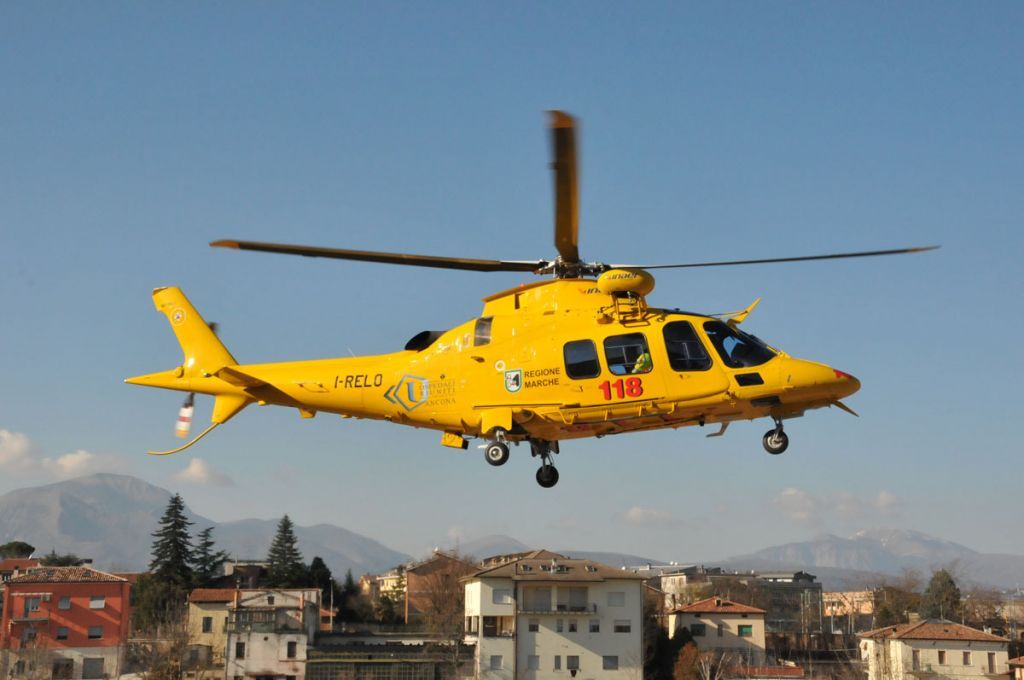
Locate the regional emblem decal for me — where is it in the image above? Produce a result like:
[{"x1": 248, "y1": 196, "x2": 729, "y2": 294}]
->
[{"x1": 504, "y1": 369, "x2": 523, "y2": 393}]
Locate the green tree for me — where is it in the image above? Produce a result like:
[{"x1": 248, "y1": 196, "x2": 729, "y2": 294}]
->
[
  {"x1": 919, "y1": 569, "x2": 962, "y2": 620},
  {"x1": 308, "y1": 556, "x2": 339, "y2": 609},
  {"x1": 266, "y1": 515, "x2": 305, "y2": 587},
  {"x1": 40, "y1": 550, "x2": 86, "y2": 566},
  {"x1": 0, "y1": 540, "x2": 35, "y2": 558},
  {"x1": 376, "y1": 593, "x2": 400, "y2": 624},
  {"x1": 149, "y1": 493, "x2": 194, "y2": 589},
  {"x1": 193, "y1": 526, "x2": 229, "y2": 587}
]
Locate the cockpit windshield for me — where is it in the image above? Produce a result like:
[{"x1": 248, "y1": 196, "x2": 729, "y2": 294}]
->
[{"x1": 702, "y1": 320, "x2": 776, "y2": 369}]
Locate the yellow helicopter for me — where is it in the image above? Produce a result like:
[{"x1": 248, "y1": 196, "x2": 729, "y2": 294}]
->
[{"x1": 126, "y1": 111, "x2": 936, "y2": 487}]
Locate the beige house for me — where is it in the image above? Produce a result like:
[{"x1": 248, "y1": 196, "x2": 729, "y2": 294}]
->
[
  {"x1": 225, "y1": 588, "x2": 321, "y2": 680},
  {"x1": 859, "y1": 619, "x2": 1009, "y2": 680},
  {"x1": 823, "y1": 590, "x2": 876, "y2": 634},
  {"x1": 187, "y1": 589, "x2": 236, "y2": 668},
  {"x1": 1009, "y1": 656, "x2": 1023, "y2": 680},
  {"x1": 464, "y1": 553, "x2": 646, "y2": 679},
  {"x1": 668, "y1": 596, "x2": 767, "y2": 665}
]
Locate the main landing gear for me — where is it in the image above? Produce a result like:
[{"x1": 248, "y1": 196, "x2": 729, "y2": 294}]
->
[
  {"x1": 762, "y1": 418, "x2": 789, "y2": 455},
  {"x1": 480, "y1": 432, "x2": 561, "y2": 488}
]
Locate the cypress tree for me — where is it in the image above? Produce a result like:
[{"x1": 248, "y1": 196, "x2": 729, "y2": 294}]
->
[
  {"x1": 149, "y1": 493, "x2": 194, "y2": 589},
  {"x1": 193, "y1": 526, "x2": 230, "y2": 587},
  {"x1": 267, "y1": 515, "x2": 305, "y2": 587}
]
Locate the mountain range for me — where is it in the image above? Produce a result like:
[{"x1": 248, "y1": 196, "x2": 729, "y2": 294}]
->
[{"x1": 1, "y1": 474, "x2": 1022, "y2": 589}]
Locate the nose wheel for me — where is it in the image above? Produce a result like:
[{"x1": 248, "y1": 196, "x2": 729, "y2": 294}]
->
[
  {"x1": 763, "y1": 420, "x2": 789, "y2": 455},
  {"x1": 484, "y1": 441, "x2": 510, "y2": 466}
]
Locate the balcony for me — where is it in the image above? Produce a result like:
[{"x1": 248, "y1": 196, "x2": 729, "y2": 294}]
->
[
  {"x1": 11, "y1": 614, "x2": 49, "y2": 624},
  {"x1": 517, "y1": 603, "x2": 598, "y2": 615}
]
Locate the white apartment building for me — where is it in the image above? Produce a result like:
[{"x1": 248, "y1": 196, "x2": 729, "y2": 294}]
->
[
  {"x1": 859, "y1": 619, "x2": 1009, "y2": 680},
  {"x1": 463, "y1": 552, "x2": 645, "y2": 680},
  {"x1": 224, "y1": 588, "x2": 321, "y2": 680}
]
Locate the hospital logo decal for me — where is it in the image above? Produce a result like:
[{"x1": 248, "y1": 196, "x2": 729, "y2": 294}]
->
[{"x1": 504, "y1": 369, "x2": 522, "y2": 393}]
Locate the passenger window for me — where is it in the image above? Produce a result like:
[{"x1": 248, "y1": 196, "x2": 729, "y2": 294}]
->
[
  {"x1": 663, "y1": 321, "x2": 711, "y2": 371},
  {"x1": 564, "y1": 340, "x2": 600, "y2": 379},
  {"x1": 604, "y1": 333, "x2": 652, "y2": 375},
  {"x1": 474, "y1": 317, "x2": 493, "y2": 346}
]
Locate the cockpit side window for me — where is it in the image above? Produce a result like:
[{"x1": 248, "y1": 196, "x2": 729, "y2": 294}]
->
[
  {"x1": 474, "y1": 317, "x2": 493, "y2": 346},
  {"x1": 663, "y1": 321, "x2": 711, "y2": 371},
  {"x1": 702, "y1": 320, "x2": 776, "y2": 369},
  {"x1": 603, "y1": 333, "x2": 652, "y2": 376},
  {"x1": 563, "y1": 340, "x2": 601, "y2": 379}
]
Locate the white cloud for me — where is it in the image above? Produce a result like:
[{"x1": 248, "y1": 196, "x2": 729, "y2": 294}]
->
[
  {"x1": 0, "y1": 429, "x2": 38, "y2": 471},
  {"x1": 773, "y1": 487, "x2": 904, "y2": 527},
  {"x1": 622, "y1": 506, "x2": 684, "y2": 528},
  {"x1": 174, "y1": 458, "x2": 234, "y2": 486},
  {"x1": 0, "y1": 429, "x2": 121, "y2": 481}
]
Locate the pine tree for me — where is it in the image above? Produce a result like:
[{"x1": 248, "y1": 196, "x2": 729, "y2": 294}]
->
[
  {"x1": 193, "y1": 526, "x2": 230, "y2": 587},
  {"x1": 266, "y1": 515, "x2": 305, "y2": 587},
  {"x1": 919, "y1": 569, "x2": 962, "y2": 620},
  {"x1": 149, "y1": 493, "x2": 194, "y2": 589}
]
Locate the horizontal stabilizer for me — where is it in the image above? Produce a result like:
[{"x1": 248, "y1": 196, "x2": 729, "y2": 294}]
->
[{"x1": 215, "y1": 366, "x2": 267, "y2": 388}]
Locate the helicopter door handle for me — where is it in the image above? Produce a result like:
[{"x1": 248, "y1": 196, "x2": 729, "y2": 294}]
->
[{"x1": 470, "y1": 355, "x2": 485, "y2": 363}]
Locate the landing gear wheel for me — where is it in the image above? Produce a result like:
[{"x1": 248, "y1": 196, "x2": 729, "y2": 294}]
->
[
  {"x1": 536, "y1": 465, "x2": 560, "y2": 488},
  {"x1": 763, "y1": 429, "x2": 789, "y2": 455},
  {"x1": 484, "y1": 442, "x2": 510, "y2": 466}
]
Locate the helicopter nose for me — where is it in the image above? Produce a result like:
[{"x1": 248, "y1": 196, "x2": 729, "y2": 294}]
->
[{"x1": 785, "y1": 359, "x2": 860, "y2": 399}]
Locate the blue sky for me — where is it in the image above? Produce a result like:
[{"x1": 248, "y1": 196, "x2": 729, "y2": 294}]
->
[{"x1": 2, "y1": 3, "x2": 1022, "y2": 564}]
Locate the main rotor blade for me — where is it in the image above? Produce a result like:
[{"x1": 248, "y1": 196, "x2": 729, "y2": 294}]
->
[
  {"x1": 549, "y1": 110, "x2": 579, "y2": 264},
  {"x1": 211, "y1": 240, "x2": 547, "y2": 273},
  {"x1": 611, "y1": 245, "x2": 940, "y2": 270}
]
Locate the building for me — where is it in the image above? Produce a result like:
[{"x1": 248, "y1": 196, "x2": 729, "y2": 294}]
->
[
  {"x1": 859, "y1": 619, "x2": 1010, "y2": 680},
  {"x1": 667, "y1": 596, "x2": 767, "y2": 665},
  {"x1": 0, "y1": 566, "x2": 131, "y2": 680},
  {"x1": 0, "y1": 558, "x2": 41, "y2": 586},
  {"x1": 756, "y1": 572, "x2": 823, "y2": 637},
  {"x1": 823, "y1": 590, "x2": 876, "y2": 634},
  {"x1": 187, "y1": 588, "x2": 237, "y2": 669},
  {"x1": 1009, "y1": 656, "x2": 1023, "y2": 680},
  {"x1": 463, "y1": 554, "x2": 646, "y2": 679},
  {"x1": 224, "y1": 588, "x2": 321, "y2": 680},
  {"x1": 404, "y1": 550, "x2": 478, "y2": 624}
]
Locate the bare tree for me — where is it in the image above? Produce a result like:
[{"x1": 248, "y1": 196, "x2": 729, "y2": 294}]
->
[
  {"x1": 695, "y1": 650, "x2": 736, "y2": 680},
  {"x1": 419, "y1": 566, "x2": 468, "y2": 675}
]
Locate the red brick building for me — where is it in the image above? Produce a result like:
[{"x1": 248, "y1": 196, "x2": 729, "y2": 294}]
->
[
  {"x1": 0, "y1": 566, "x2": 131, "y2": 679},
  {"x1": 404, "y1": 551, "x2": 477, "y2": 624}
]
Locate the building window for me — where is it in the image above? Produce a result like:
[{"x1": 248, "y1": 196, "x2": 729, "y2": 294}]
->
[
  {"x1": 202, "y1": 616, "x2": 212, "y2": 633},
  {"x1": 235, "y1": 641, "x2": 245, "y2": 659},
  {"x1": 56, "y1": 627, "x2": 69, "y2": 641},
  {"x1": 81, "y1": 658, "x2": 104, "y2": 679},
  {"x1": 52, "y1": 659, "x2": 74, "y2": 680},
  {"x1": 528, "y1": 619, "x2": 539, "y2": 632},
  {"x1": 24, "y1": 597, "x2": 41, "y2": 617},
  {"x1": 87, "y1": 626, "x2": 103, "y2": 640},
  {"x1": 718, "y1": 623, "x2": 724, "y2": 637},
  {"x1": 690, "y1": 622, "x2": 705, "y2": 636},
  {"x1": 567, "y1": 656, "x2": 580, "y2": 671},
  {"x1": 616, "y1": 620, "x2": 633, "y2": 633},
  {"x1": 963, "y1": 651, "x2": 971, "y2": 665},
  {"x1": 527, "y1": 655, "x2": 540, "y2": 670},
  {"x1": 58, "y1": 596, "x2": 71, "y2": 610},
  {"x1": 287, "y1": 641, "x2": 297, "y2": 659},
  {"x1": 988, "y1": 653, "x2": 996, "y2": 673},
  {"x1": 912, "y1": 650, "x2": 920, "y2": 671},
  {"x1": 603, "y1": 656, "x2": 619, "y2": 670},
  {"x1": 89, "y1": 596, "x2": 105, "y2": 609},
  {"x1": 608, "y1": 591, "x2": 625, "y2": 607},
  {"x1": 492, "y1": 589, "x2": 512, "y2": 605},
  {"x1": 556, "y1": 619, "x2": 564, "y2": 633},
  {"x1": 267, "y1": 595, "x2": 275, "y2": 605},
  {"x1": 554, "y1": 656, "x2": 562, "y2": 670},
  {"x1": 490, "y1": 655, "x2": 503, "y2": 670},
  {"x1": 568, "y1": 620, "x2": 578, "y2": 633},
  {"x1": 738, "y1": 624, "x2": 753, "y2": 637},
  {"x1": 590, "y1": 619, "x2": 600, "y2": 633},
  {"x1": 938, "y1": 650, "x2": 946, "y2": 665},
  {"x1": 564, "y1": 339, "x2": 600, "y2": 379}
]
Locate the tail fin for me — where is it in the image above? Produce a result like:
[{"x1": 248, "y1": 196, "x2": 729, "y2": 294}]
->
[{"x1": 153, "y1": 287, "x2": 236, "y2": 375}]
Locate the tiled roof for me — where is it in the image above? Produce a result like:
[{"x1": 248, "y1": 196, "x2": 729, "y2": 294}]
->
[
  {"x1": 1007, "y1": 656, "x2": 1023, "y2": 667},
  {"x1": 189, "y1": 588, "x2": 239, "y2": 603},
  {"x1": 0, "y1": 558, "x2": 41, "y2": 572},
  {"x1": 859, "y1": 619, "x2": 1008, "y2": 643},
  {"x1": 676, "y1": 596, "x2": 766, "y2": 615},
  {"x1": 9, "y1": 566, "x2": 126, "y2": 584},
  {"x1": 467, "y1": 556, "x2": 645, "y2": 582}
]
